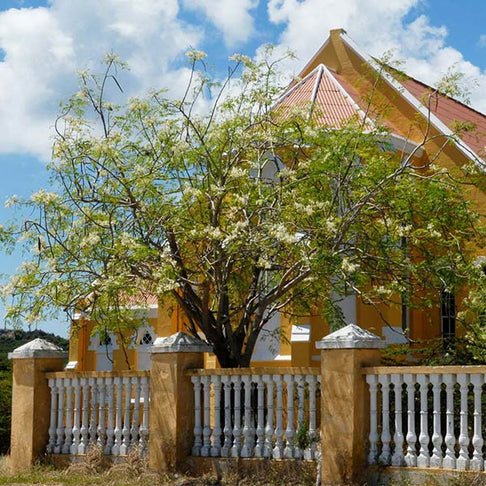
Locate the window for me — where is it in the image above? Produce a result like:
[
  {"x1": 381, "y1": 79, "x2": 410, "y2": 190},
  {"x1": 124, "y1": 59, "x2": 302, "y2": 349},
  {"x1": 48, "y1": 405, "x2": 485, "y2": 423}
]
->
[
  {"x1": 440, "y1": 290, "x2": 455, "y2": 339},
  {"x1": 140, "y1": 332, "x2": 153, "y2": 346},
  {"x1": 135, "y1": 326, "x2": 156, "y2": 370},
  {"x1": 88, "y1": 331, "x2": 118, "y2": 371}
]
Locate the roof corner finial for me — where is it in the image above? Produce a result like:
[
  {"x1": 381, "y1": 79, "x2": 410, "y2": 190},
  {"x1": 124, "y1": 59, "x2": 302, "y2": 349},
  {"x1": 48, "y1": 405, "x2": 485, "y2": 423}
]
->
[{"x1": 330, "y1": 28, "x2": 347, "y2": 37}]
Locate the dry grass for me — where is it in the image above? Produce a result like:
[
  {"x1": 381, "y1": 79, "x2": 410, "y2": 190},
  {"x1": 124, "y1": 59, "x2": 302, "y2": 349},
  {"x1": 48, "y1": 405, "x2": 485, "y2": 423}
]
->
[{"x1": 0, "y1": 451, "x2": 317, "y2": 486}]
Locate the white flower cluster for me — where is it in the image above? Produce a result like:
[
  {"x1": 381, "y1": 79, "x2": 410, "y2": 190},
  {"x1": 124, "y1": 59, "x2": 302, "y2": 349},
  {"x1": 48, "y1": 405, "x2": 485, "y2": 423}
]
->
[
  {"x1": 182, "y1": 185, "x2": 202, "y2": 199},
  {"x1": 80, "y1": 233, "x2": 101, "y2": 249},
  {"x1": 324, "y1": 218, "x2": 338, "y2": 236},
  {"x1": 157, "y1": 279, "x2": 178, "y2": 293},
  {"x1": 119, "y1": 232, "x2": 137, "y2": 248},
  {"x1": 228, "y1": 167, "x2": 247, "y2": 180},
  {"x1": 224, "y1": 221, "x2": 248, "y2": 244},
  {"x1": 30, "y1": 190, "x2": 60, "y2": 205},
  {"x1": 294, "y1": 202, "x2": 315, "y2": 216},
  {"x1": 269, "y1": 223, "x2": 297, "y2": 244},
  {"x1": 374, "y1": 285, "x2": 392, "y2": 297},
  {"x1": 426, "y1": 223, "x2": 441, "y2": 239},
  {"x1": 397, "y1": 224, "x2": 412, "y2": 237},
  {"x1": 341, "y1": 257, "x2": 359, "y2": 275}
]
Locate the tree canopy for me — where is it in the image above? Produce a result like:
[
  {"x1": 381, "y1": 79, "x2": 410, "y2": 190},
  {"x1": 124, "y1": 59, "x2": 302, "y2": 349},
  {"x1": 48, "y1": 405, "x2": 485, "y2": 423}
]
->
[{"x1": 2, "y1": 51, "x2": 484, "y2": 367}]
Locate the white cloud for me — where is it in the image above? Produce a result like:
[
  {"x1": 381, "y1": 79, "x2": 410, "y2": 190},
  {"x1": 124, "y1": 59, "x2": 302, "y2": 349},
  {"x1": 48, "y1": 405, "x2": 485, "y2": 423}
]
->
[
  {"x1": 267, "y1": 0, "x2": 486, "y2": 112},
  {"x1": 1, "y1": 0, "x2": 486, "y2": 162},
  {"x1": 0, "y1": 0, "x2": 204, "y2": 160},
  {"x1": 479, "y1": 34, "x2": 486, "y2": 48},
  {"x1": 183, "y1": 0, "x2": 259, "y2": 46}
]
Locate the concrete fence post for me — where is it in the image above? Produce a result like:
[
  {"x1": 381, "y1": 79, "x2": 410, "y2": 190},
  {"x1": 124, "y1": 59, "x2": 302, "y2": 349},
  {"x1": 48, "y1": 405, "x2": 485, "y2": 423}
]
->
[
  {"x1": 316, "y1": 324, "x2": 384, "y2": 486},
  {"x1": 149, "y1": 332, "x2": 212, "y2": 472},
  {"x1": 8, "y1": 338, "x2": 67, "y2": 472}
]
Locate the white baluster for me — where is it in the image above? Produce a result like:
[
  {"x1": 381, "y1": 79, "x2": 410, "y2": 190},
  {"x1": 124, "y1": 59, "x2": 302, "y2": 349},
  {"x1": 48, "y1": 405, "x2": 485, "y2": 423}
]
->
[
  {"x1": 97, "y1": 378, "x2": 106, "y2": 449},
  {"x1": 231, "y1": 376, "x2": 242, "y2": 457},
  {"x1": 210, "y1": 376, "x2": 222, "y2": 457},
  {"x1": 241, "y1": 375, "x2": 254, "y2": 457},
  {"x1": 112, "y1": 376, "x2": 123, "y2": 455},
  {"x1": 221, "y1": 375, "x2": 232, "y2": 457},
  {"x1": 105, "y1": 377, "x2": 115, "y2": 455},
  {"x1": 120, "y1": 377, "x2": 132, "y2": 454},
  {"x1": 191, "y1": 375, "x2": 203, "y2": 456},
  {"x1": 429, "y1": 374, "x2": 443, "y2": 468},
  {"x1": 366, "y1": 374, "x2": 379, "y2": 465},
  {"x1": 273, "y1": 375, "x2": 284, "y2": 459},
  {"x1": 263, "y1": 374, "x2": 274, "y2": 458},
  {"x1": 283, "y1": 374, "x2": 295, "y2": 459},
  {"x1": 306, "y1": 375, "x2": 318, "y2": 460},
  {"x1": 78, "y1": 378, "x2": 89, "y2": 454},
  {"x1": 470, "y1": 374, "x2": 484, "y2": 471},
  {"x1": 253, "y1": 375, "x2": 265, "y2": 457},
  {"x1": 404, "y1": 374, "x2": 417, "y2": 467},
  {"x1": 457, "y1": 374, "x2": 470, "y2": 470},
  {"x1": 47, "y1": 378, "x2": 57, "y2": 454},
  {"x1": 294, "y1": 375, "x2": 305, "y2": 459},
  {"x1": 139, "y1": 376, "x2": 150, "y2": 455},
  {"x1": 54, "y1": 378, "x2": 65, "y2": 454},
  {"x1": 88, "y1": 378, "x2": 98, "y2": 446},
  {"x1": 416, "y1": 374, "x2": 430, "y2": 468},
  {"x1": 442, "y1": 373, "x2": 456, "y2": 469},
  {"x1": 391, "y1": 374, "x2": 404, "y2": 466},
  {"x1": 62, "y1": 378, "x2": 73, "y2": 454},
  {"x1": 70, "y1": 377, "x2": 81, "y2": 455},
  {"x1": 201, "y1": 375, "x2": 212, "y2": 457},
  {"x1": 131, "y1": 377, "x2": 141, "y2": 448},
  {"x1": 378, "y1": 375, "x2": 391, "y2": 465}
]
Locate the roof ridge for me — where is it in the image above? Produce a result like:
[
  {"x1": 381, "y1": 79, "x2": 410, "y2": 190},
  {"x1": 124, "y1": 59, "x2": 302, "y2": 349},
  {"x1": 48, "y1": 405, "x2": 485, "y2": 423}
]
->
[{"x1": 275, "y1": 63, "x2": 327, "y2": 108}]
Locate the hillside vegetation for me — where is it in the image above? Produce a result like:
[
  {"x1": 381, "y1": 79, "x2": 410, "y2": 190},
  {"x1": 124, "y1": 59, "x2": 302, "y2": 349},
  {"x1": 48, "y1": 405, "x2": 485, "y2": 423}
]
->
[{"x1": 0, "y1": 329, "x2": 68, "y2": 454}]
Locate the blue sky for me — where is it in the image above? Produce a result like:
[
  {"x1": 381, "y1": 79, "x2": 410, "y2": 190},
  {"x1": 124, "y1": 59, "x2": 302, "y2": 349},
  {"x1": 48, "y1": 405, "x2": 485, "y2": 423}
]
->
[{"x1": 0, "y1": 0, "x2": 485, "y2": 337}]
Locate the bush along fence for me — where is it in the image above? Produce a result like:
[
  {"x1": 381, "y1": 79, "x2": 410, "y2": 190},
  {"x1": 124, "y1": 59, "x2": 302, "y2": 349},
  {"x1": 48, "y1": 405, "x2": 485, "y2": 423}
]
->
[{"x1": 12, "y1": 324, "x2": 486, "y2": 484}]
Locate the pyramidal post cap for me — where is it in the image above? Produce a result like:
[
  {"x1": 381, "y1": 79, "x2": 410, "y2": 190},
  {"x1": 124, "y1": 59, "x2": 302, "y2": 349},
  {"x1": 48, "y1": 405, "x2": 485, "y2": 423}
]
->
[
  {"x1": 8, "y1": 338, "x2": 68, "y2": 359},
  {"x1": 151, "y1": 332, "x2": 213, "y2": 354},
  {"x1": 316, "y1": 323, "x2": 385, "y2": 350}
]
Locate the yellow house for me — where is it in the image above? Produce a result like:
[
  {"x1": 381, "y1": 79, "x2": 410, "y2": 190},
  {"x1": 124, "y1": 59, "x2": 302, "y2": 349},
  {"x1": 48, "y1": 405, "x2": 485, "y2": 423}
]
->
[{"x1": 68, "y1": 29, "x2": 486, "y2": 372}]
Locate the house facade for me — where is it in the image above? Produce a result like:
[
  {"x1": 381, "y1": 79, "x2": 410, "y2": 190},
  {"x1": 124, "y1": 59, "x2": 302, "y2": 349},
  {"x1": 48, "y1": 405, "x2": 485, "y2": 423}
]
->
[{"x1": 68, "y1": 29, "x2": 486, "y2": 372}]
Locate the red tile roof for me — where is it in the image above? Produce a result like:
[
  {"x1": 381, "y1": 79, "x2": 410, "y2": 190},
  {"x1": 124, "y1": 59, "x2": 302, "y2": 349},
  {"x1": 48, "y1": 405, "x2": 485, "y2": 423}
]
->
[
  {"x1": 280, "y1": 56, "x2": 486, "y2": 163},
  {"x1": 400, "y1": 76, "x2": 486, "y2": 159},
  {"x1": 276, "y1": 64, "x2": 372, "y2": 129}
]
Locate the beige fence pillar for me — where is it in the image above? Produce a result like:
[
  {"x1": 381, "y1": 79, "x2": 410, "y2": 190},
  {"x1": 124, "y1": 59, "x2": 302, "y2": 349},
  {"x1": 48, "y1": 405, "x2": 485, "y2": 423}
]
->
[
  {"x1": 8, "y1": 338, "x2": 67, "y2": 472},
  {"x1": 149, "y1": 332, "x2": 212, "y2": 472},
  {"x1": 316, "y1": 324, "x2": 384, "y2": 486}
]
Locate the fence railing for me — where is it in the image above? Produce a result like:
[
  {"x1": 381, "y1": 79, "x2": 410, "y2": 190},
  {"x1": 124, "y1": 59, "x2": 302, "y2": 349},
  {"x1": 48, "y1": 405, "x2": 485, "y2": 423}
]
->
[
  {"x1": 45, "y1": 371, "x2": 150, "y2": 456},
  {"x1": 187, "y1": 368, "x2": 321, "y2": 460},
  {"x1": 365, "y1": 366, "x2": 486, "y2": 471}
]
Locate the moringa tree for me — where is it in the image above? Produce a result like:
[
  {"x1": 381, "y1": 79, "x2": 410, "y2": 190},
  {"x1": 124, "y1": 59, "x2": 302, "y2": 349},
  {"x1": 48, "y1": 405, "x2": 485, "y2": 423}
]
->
[{"x1": 2, "y1": 52, "x2": 483, "y2": 367}]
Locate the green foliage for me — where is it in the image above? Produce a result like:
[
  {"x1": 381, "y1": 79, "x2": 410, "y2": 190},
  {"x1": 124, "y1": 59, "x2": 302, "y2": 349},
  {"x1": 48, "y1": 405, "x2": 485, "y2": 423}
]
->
[
  {"x1": 0, "y1": 370, "x2": 11, "y2": 455},
  {"x1": 1, "y1": 52, "x2": 483, "y2": 367}
]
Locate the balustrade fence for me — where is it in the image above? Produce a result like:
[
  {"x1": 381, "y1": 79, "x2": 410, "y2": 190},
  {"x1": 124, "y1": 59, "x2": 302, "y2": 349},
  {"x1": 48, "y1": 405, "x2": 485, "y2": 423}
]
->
[
  {"x1": 45, "y1": 371, "x2": 150, "y2": 456},
  {"x1": 365, "y1": 366, "x2": 486, "y2": 471},
  {"x1": 187, "y1": 368, "x2": 321, "y2": 460}
]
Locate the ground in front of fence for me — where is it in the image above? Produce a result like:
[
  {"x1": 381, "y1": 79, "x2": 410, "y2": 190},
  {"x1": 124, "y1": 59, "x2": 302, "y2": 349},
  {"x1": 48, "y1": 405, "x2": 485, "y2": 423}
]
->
[
  {"x1": 0, "y1": 452, "x2": 318, "y2": 485},
  {"x1": 367, "y1": 466, "x2": 486, "y2": 486}
]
